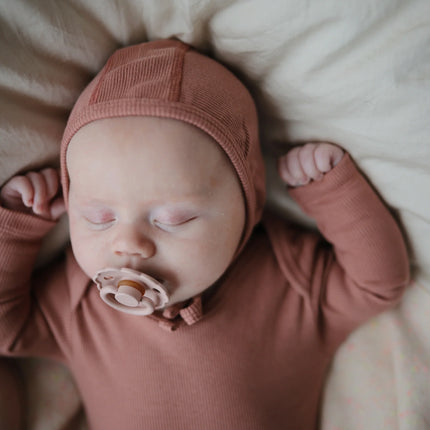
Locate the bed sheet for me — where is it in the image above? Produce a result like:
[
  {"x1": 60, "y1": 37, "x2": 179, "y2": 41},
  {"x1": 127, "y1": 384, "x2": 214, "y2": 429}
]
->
[{"x1": 0, "y1": 1, "x2": 429, "y2": 429}]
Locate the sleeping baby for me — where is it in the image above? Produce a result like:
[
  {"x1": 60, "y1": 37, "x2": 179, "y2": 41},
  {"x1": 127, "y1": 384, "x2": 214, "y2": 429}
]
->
[{"x1": 0, "y1": 39, "x2": 409, "y2": 429}]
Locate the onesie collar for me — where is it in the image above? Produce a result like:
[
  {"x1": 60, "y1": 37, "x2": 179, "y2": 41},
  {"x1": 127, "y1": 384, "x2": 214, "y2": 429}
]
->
[{"x1": 148, "y1": 295, "x2": 203, "y2": 331}]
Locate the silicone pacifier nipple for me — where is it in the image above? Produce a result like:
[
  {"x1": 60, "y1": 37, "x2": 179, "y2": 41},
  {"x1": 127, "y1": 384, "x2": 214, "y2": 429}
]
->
[{"x1": 93, "y1": 268, "x2": 170, "y2": 315}]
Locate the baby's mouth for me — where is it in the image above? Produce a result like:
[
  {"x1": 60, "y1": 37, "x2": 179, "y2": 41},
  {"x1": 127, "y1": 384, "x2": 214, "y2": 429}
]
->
[
  {"x1": 120, "y1": 262, "x2": 167, "y2": 286},
  {"x1": 93, "y1": 267, "x2": 170, "y2": 315}
]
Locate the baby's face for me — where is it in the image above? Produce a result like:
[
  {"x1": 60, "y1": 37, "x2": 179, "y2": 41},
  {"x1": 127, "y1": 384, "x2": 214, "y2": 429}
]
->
[{"x1": 66, "y1": 117, "x2": 245, "y2": 306}]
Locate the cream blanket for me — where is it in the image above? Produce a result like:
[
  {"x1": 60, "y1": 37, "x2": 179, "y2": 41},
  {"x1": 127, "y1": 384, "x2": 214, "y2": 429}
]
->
[{"x1": 1, "y1": 1, "x2": 429, "y2": 428}]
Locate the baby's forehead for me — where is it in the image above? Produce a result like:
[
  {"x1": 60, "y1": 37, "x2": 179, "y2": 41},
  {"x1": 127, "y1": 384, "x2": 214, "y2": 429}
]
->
[
  {"x1": 68, "y1": 116, "x2": 226, "y2": 160},
  {"x1": 66, "y1": 116, "x2": 235, "y2": 192}
]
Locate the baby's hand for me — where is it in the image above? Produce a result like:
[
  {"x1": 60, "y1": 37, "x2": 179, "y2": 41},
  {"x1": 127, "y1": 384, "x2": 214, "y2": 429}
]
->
[
  {"x1": 0, "y1": 168, "x2": 65, "y2": 221},
  {"x1": 278, "y1": 142, "x2": 344, "y2": 187}
]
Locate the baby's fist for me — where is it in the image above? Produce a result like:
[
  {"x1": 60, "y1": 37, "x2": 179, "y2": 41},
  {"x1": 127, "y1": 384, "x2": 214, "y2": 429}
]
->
[
  {"x1": 278, "y1": 142, "x2": 344, "y2": 187},
  {"x1": 0, "y1": 168, "x2": 65, "y2": 221}
]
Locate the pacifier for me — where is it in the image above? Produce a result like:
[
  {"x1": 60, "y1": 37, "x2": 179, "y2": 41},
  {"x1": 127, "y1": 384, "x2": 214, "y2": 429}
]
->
[{"x1": 93, "y1": 268, "x2": 170, "y2": 315}]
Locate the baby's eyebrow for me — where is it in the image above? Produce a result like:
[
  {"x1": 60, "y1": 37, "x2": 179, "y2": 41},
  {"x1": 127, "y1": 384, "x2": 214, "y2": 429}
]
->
[
  {"x1": 77, "y1": 192, "x2": 209, "y2": 209},
  {"x1": 72, "y1": 180, "x2": 215, "y2": 207},
  {"x1": 74, "y1": 197, "x2": 115, "y2": 209}
]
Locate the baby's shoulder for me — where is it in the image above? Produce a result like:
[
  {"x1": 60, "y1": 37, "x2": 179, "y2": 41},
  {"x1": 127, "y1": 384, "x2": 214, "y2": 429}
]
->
[
  {"x1": 261, "y1": 210, "x2": 321, "y2": 249},
  {"x1": 257, "y1": 211, "x2": 329, "y2": 289}
]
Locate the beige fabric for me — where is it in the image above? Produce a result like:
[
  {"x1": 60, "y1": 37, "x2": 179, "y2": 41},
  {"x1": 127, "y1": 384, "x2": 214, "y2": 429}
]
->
[
  {"x1": 321, "y1": 283, "x2": 430, "y2": 429},
  {"x1": 0, "y1": 1, "x2": 429, "y2": 429}
]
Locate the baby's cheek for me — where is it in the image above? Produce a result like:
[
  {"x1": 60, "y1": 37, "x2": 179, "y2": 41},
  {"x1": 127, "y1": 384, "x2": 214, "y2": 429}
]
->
[
  {"x1": 183, "y1": 238, "x2": 234, "y2": 281},
  {"x1": 70, "y1": 233, "x2": 102, "y2": 278}
]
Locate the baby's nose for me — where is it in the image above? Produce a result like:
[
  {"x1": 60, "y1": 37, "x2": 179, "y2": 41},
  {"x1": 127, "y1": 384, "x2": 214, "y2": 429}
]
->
[{"x1": 112, "y1": 225, "x2": 155, "y2": 259}]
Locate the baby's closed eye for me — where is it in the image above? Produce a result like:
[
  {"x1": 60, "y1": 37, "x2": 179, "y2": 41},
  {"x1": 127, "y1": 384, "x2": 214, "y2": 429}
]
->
[
  {"x1": 152, "y1": 210, "x2": 198, "y2": 231},
  {"x1": 83, "y1": 209, "x2": 116, "y2": 229}
]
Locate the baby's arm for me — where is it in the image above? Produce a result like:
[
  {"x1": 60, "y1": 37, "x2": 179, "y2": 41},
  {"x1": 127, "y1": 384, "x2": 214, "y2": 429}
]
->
[
  {"x1": 0, "y1": 169, "x2": 67, "y2": 359},
  {"x1": 0, "y1": 168, "x2": 65, "y2": 220},
  {"x1": 274, "y1": 142, "x2": 409, "y2": 341}
]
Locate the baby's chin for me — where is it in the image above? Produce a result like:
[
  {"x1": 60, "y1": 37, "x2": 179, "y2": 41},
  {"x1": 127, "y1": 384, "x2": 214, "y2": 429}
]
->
[{"x1": 166, "y1": 287, "x2": 206, "y2": 307}]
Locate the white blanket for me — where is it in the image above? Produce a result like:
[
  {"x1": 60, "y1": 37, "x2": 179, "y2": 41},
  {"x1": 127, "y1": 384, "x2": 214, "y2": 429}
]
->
[{"x1": 0, "y1": 1, "x2": 429, "y2": 428}]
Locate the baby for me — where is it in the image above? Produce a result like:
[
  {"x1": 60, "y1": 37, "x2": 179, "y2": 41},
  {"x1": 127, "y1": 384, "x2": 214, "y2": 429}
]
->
[{"x1": 0, "y1": 39, "x2": 409, "y2": 430}]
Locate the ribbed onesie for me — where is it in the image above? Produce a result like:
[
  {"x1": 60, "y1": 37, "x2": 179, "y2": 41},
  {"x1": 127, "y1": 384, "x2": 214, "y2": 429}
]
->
[{"x1": 0, "y1": 154, "x2": 409, "y2": 429}]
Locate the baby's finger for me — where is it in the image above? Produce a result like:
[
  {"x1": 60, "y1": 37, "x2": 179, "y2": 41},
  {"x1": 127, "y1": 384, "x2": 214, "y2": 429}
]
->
[
  {"x1": 278, "y1": 153, "x2": 296, "y2": 185},
  {"x1": 285, "y1": 147, "x2": 308, "y2": 185},
  {"x1": 26, "y1": 172, "x2": 49, "y2": 216},
  {"x1": 314, "y1": 143, "x2": 344, "y2": 173},
  {"x1": 3, "y1": 176, "x2": 35, "y2": 208},
  {"x1": 50, "y1": 196, "x2": 66, "y2": 220},
  {"x1": 298, "y1": 144, "x2": 323, "y2": 181},
  {"x1": 278, "y1": 147, "x2": 306, "y2": 186},
  {"x1": 40, "y1": 168, "x2": 61, "y2": 200}
]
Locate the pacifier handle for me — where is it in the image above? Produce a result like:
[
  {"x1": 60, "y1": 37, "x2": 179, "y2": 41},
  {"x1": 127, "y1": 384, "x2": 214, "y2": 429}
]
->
[
  {"x1": 98, "y1": 284, "x2": 156, "y2": 315},
  {"x1": 116, "y1": 279, "x2": 146, "y2": 306},
  {"x1": 94, "y1": 268, "x2": 170, "y2": 315}
]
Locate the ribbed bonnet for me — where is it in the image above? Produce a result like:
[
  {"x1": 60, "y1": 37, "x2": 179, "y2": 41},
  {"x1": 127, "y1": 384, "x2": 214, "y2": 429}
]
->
[{"x1": 60, "y1": 39, "x2": 265, "y2": 251}]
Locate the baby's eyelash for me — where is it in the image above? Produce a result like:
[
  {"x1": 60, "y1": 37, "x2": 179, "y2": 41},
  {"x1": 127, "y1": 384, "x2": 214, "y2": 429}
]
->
[
  {"x1": 153, "y1": 216, "x2": 197, "y2": 231},
  {"x1": 83, "y1": 216, "x2": 116, "y2": 230},
  {"x1": 85, "y1": 217, "x2": 115, "y2": 224}
]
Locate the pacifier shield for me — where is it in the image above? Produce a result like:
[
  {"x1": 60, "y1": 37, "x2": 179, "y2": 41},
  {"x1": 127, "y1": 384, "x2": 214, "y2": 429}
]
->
[{"x1": 93, "y1": 268, "x2": 170, "y2": 315}]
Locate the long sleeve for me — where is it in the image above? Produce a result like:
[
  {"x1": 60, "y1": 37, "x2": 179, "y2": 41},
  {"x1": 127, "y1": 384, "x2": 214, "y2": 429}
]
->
[
  {"x1": 0, "y1": 206, "x2": 69, "y2": 361},
  {"x1": 264, "y1": 154, "x2": 410, "y2": 345}
]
